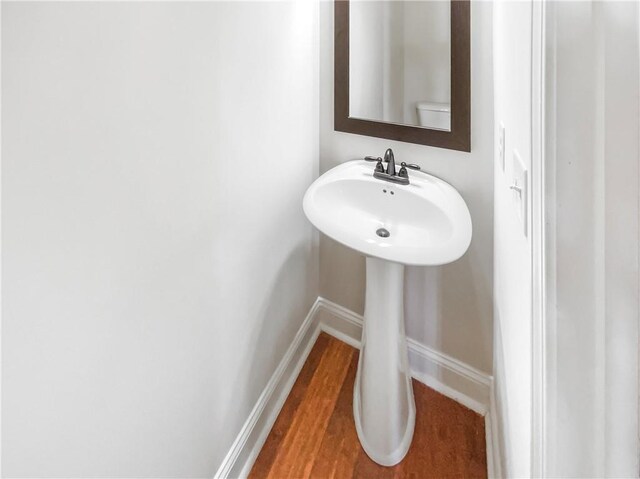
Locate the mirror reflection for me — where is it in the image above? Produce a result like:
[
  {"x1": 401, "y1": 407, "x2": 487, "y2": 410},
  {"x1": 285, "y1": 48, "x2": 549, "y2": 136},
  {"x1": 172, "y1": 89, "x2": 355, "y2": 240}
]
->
[{"x1": 349, "y1": 1, "x2": 451, "y2": 130}]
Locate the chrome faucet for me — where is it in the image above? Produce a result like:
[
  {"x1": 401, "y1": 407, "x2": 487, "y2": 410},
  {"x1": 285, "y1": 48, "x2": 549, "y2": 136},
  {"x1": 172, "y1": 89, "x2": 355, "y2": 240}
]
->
[
  {"x1": 384, "y1": 148, "x2": 396, "y2": 176},
  {"x1": 364, "y1": 148, "x2": 421, "y2": 185}
]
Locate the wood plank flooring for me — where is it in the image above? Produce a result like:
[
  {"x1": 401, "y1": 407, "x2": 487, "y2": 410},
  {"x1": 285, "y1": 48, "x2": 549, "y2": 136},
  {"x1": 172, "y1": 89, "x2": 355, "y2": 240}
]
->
[{"x1": 250, "y1": 333, "x2": 487, "y2": 479}]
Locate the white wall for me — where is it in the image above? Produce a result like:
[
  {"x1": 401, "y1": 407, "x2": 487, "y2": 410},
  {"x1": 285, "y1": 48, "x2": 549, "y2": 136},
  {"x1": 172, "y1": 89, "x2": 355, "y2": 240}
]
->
[
  {"x1": 320, "y1": 2, "x2": 494, "y2": 376},
  {"x1": 495, "y1": 2, "x2": 640, "y2": 476},
  {"x1": 492, "y1": 1, "x2": 533, "y2": 477},
  {"x1": 1, "y1": 2, "x2": 319, "y2": 477},
  {"x1": 545, "y1": 2, "x2": 639, "y2": 476}
]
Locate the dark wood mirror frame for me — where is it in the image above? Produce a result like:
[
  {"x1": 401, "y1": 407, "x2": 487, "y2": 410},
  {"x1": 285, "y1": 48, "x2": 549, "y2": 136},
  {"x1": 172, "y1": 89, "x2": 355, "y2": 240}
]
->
[{"x1": 335, "y1": 0, "x2": 470, "y2": 152}]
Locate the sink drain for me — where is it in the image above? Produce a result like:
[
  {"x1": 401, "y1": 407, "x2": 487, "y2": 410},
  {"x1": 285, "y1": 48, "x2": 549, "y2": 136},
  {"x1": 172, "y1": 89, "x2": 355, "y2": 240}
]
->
[{"x1": 376, "y1": 228, "x2": 390, "y2": 238}]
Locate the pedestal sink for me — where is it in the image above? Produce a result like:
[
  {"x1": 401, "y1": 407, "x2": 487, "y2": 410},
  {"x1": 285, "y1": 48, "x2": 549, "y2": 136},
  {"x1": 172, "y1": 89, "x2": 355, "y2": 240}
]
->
[{"x1": 303, "y1": 159, "x2": 472, "y2": 466}]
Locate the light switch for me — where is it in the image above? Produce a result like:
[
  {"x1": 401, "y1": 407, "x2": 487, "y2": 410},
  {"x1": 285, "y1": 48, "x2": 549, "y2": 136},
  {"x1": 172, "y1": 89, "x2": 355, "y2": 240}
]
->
[
  {"x1": 498, "y1": 123, "x2": 506, "y2": 172},
  {"x1": 511, "y1": 150, "x2": 528, "y2": 237}
]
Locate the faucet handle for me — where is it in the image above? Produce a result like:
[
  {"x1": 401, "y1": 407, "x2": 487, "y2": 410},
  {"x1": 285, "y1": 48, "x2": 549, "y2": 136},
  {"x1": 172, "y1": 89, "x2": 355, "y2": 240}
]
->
[
  {"x1": 365, "y1": 156, "x2": 385, "y2": 173},
  {"x1": 398, "y1": 162, "x2": 421, "y2": 179},
  {"x1": 400, "y1": 161, "x2": 421, "y2": 170}
]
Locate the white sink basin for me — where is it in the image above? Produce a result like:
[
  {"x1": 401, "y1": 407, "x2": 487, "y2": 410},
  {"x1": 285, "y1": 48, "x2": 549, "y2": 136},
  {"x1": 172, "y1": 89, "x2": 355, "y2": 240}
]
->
[
  {"x1": 302, "y1": 158, "x2": 473, "y2": 466},
  {"x1": 303, "y1": 160, "x2": 472, "y2": 266}
]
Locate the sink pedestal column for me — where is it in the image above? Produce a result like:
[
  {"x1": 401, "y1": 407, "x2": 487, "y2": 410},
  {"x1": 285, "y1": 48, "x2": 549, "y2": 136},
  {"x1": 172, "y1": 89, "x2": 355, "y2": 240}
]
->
[{"x1": 353, "y1": 256, "x2": 416, "y2": 466}]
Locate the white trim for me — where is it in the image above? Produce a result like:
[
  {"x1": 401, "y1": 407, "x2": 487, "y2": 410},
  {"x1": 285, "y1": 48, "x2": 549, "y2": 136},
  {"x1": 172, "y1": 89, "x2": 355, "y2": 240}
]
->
[
  {"x1": 409, "y1": 343, "x2": 489, "y2": 416},
  {"x1": 0, "y1": 1, "x2": 4, "y2": 475},
  {"x1": 215, "y1": 296, "x2": 498, "y2": 478},
  {"x1": 318, "y1": 322, "x2": 360, "y2": 350},
  {"x1": 316, "y1": 297, "x2": 362, "y2": 349},
  {"x1": 485, "y1": 411, "x2": 500, "y2": 479},
  {"x1": 317, "y1": 297, "x2": 362, "y2": 328},
  {"x1": 407, "y1": 337, "x2": 491, "y2": 389},
  {"x1": 530, "y1": 0, "x2": 547, "y2": 477},
  {"x1": 213, "y1": 299, "x2": 322, "y2": 479},
  {"x1": 488, "y1": 376, "x2": 504, "y2": 479}
]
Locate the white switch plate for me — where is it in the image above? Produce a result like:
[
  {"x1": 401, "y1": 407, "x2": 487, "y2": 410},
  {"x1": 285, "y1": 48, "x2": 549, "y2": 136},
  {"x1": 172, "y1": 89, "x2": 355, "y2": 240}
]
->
[
  {"x1": 512, "y1": 150, "x2": 528, "y2": 237},
  {"x1": 498, "y1": 123, "x2": 506, "y2": 172}
]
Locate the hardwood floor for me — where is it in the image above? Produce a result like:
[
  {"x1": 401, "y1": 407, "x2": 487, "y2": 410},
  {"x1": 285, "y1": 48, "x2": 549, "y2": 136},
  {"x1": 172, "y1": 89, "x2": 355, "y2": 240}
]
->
[{"x1": 250, "y1": 333, "x2": 487, "y2": 479}]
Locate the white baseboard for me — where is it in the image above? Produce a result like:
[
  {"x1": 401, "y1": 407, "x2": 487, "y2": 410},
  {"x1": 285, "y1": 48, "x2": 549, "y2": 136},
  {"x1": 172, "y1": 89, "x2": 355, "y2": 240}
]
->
[
  {"x1": 487, "y1": 380, "x2": 503, "y2": 479},
  {"x1": 213, "y1": 299, "x2": 322, "y2": 479},
  {"x1": 215, "y1": 296, "x2": 499, "y2": 479},
  {"x1": 315, "y1": 298, "x2": 362, "y2": 349},
  {"x1": 408, "y1": 339, "x2": 490, "y2": 415}
]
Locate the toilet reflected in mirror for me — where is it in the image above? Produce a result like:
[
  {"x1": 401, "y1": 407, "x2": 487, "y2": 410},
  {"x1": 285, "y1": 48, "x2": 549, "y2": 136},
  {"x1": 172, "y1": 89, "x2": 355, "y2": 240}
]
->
[{"x1": 416, "y1": 101, "x2": 450, "y2": 130}]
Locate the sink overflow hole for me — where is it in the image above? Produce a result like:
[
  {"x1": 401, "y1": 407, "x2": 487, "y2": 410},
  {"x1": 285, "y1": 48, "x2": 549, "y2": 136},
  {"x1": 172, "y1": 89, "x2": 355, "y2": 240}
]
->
[{"x1": 376, "y1": 228, "x2": 390, "y2": 238}]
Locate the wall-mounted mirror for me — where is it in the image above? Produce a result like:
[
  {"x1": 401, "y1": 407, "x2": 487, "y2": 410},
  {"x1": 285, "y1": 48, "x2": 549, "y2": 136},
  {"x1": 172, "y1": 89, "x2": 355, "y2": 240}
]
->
[{"x1": 335, "y1": 0, "x2": 470, "y2": 151}]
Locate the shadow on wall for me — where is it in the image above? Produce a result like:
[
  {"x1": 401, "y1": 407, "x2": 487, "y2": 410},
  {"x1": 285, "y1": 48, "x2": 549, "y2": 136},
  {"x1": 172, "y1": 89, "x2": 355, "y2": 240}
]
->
[
  {"x1": 406, "y1": 251, "x2": 492, "y2": 373},
  {"x1": 320, "y1": 235, "x2": 367, "y2": 313},
  {"x1": 405, "y1": 266, "x2": 440, "y2": 346},
  {"x1": 216, "y1": 241, "x2": 316, "y2": 465}
]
